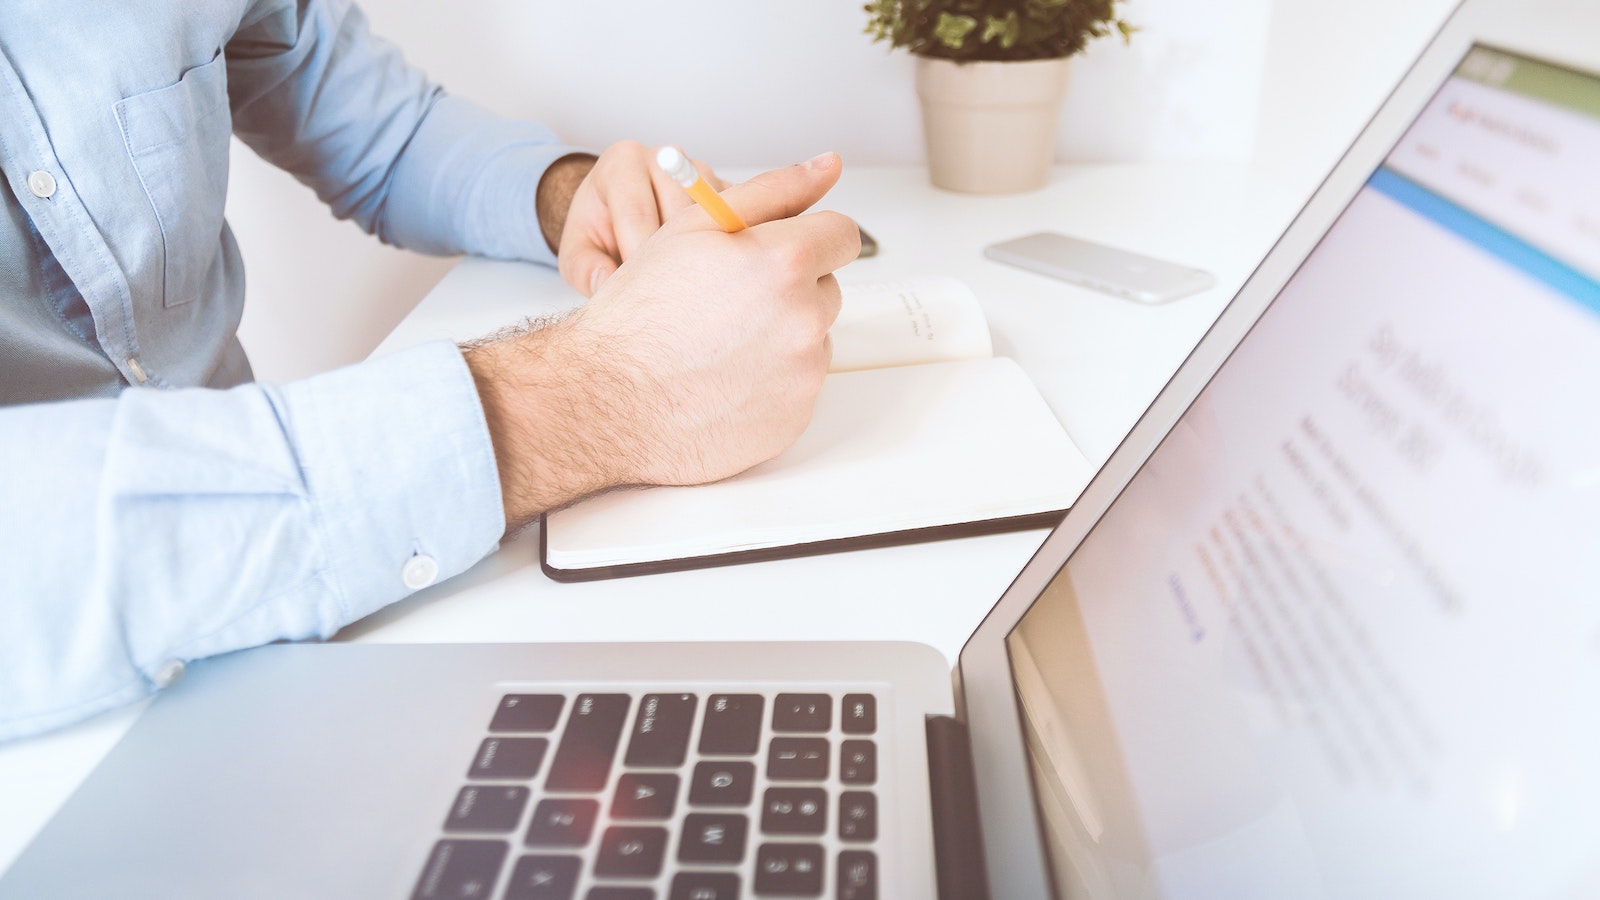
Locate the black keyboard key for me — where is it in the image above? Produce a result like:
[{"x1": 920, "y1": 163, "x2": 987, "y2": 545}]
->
[
  {"x1": 491, "y1": 694, "x2": 566, "y2": 733},
  {"x1": 444, "y1": 785, "x2": 530, "y2": 833},
  {"x1": 586, "y1": 888, "x2": 654, "y2": 900},
  {"x1": 698, "y1": 694, "x2": 764, "y2": 755},
  {"x1": 772, "y1": 694, "x2": 831, "y2": 733},
  {"x1": 688, "y1": 760, "x2": 755, "y2": 807},
  {"x1": 594, "y1": 826, "x2": 668, "y2": 878},
  {"x1": 677, "y1": 813, "x2": 748, "y2": 864},
  {"x1": 840, "y1": 740, "x2": 877, "y2": 785},
  {"x1": 412, "y1": 838, "x2": 508, "y2": 900},
  {"x1": 524, "y1": 798, "x2": 599, "y2": 848},
  {"x1": 838, "y1": 792, "x2": 877, "y2": 842},
  {"x1": 767, "y1": 738, "x2": 829, "y2": 781},
  {"x1": 668, "y1": 871, "x2": 740, "y2": 900},
  {"x1": 545, "y1": 694, "x2": 630, "y2": 792},
  {"x1": 754, "y1": 843, "x2": 824, "y2": 896},
  {"x1": 840, "y1": 695, "x2": 876, "y2": 734},
  {"x1": 624, "y1": 693, "x2": 697, "y2": 767},
  {"x1": 838, "y1": 850, "x2": 878, "y2": 900},
  {"x1": 468, "y1": 737, "x2": 548, "y2": 780},
  {"x1": 504, "y1": 854, "x2": 581, "y2": 900},
  {"x1": 611, "y1": 772, "x2": 680, "y2": 820},
  {"x1": 761, "y1": 787, "x2": 827, "y2": 835}
]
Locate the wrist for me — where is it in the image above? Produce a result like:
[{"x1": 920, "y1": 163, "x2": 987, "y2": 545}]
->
[
  {"x1": 462, "y1": 320, "x2": 635, "y2": 532},
  {"x1": 535, "y1": 152, "x2": 599, "y2": 255}
]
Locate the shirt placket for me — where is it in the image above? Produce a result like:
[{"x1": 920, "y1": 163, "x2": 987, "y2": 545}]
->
[{"x1": 0, "y1": 45, "x2": 150, "y2": 387}]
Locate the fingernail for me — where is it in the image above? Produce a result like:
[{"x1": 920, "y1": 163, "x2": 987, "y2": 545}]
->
[
  {"x1": 800, "y1": 152, "x2": 834, "y2": 170},
  {"x1": 589, "y1": 268, "x2": 606, "y2": 295}
]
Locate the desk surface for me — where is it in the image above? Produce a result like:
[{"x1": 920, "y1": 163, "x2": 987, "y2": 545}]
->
[{"x1": 0, "y1": 162, "x2": 1305, "y2": 872}]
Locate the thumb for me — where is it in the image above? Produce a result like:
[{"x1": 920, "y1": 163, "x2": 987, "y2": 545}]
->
[
  {"x1": 558, "y1": 245, "x2": 619, "y2": 298},
  {"x1": 716, "y1": 152, "x2": 843, "y2": 229}
]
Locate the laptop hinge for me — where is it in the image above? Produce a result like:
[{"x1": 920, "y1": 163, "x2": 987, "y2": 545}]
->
[{"x1": 925, "y1": 714, "x2": 992, "y2": 900}]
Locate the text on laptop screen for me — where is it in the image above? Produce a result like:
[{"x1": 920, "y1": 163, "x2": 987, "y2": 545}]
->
[{"x1": 1006, "y1": 46, "x2": 1600, "y2": 899}]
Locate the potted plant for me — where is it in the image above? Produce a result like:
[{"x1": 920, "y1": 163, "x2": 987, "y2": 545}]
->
[{"x1": 865, "y1": 0, "x2": 1135, "y2": 194}]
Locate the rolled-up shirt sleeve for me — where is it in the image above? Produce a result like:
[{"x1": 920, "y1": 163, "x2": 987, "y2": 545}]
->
[
  {"x1": 225, "y1": 0, "x2": 586, "y2": 264},
  {"x1": 0, "y1": 341, "x2": 505, "y2": 741}
]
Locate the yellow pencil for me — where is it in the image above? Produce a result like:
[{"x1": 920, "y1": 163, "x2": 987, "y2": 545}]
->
[{"x1": 656, "y1": 146, "x2": 747, "y2": 233}]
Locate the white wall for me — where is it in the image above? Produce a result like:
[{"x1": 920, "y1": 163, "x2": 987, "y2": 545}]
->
[
  {"x1": 232, "y1": 0, "x2": 1456, "y2": 382},
  {"x1": 1255, "y1": 0, "x2": 1459, "y2": 187}
]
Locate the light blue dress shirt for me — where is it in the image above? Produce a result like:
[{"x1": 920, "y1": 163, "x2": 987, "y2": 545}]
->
[{"x1": 0, "y1": 0, "x2": 585, "y2": 740}]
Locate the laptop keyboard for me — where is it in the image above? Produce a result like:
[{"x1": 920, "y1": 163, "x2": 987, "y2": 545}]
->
[{"x1": 412, "y1": 690, "x2": 883, "y2": 899}]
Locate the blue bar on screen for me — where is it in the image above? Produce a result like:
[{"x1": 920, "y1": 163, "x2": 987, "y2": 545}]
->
[{"x1": 1368, "y1": 167, "x2": 1600, "y2": 317}]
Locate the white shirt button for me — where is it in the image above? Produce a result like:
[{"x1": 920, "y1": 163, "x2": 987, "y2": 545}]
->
[
  {"x1": 151, "y1": 660, "x2": 185, "y2": 688},
  {"x1": 402, "y1": 553, "x2": 439, "y2": 590},
  {"x1": 27, "y1": 170, "x2": 56, "y2": 199}
]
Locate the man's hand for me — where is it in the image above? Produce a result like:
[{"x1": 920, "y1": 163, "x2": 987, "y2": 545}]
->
[
  {"x1": 550, "y1": 140, "x2": 728, "y2": 297},
  {"x1": 468, "y1": 152, "x2": 860, "y2": 532}
]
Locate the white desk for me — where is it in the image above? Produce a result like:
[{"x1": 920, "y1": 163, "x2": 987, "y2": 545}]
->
[{"x1": 0, "y1": 163, "x2": 1305, "y2": 873}]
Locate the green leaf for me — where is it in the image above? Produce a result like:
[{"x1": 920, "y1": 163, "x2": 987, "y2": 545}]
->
[
  {"x1": 932, "y1": 12, "x2": 978, "y2": 50},
  {"x1": 981, "y1": 12, "x2": 1021, "y2": 49}
]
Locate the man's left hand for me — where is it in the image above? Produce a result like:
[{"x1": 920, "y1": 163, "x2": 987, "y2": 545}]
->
[{"x1": 542, "y1": 140, "x2": 728, "y2": 297}]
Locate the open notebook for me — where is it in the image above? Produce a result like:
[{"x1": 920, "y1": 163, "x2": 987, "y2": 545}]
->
[{"x1": 540, "y1": 278, "x2": 1094, "y2": 581}]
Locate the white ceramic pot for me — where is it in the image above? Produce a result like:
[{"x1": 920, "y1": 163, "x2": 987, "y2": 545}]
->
[{"x1": 914, "y1": 55, "x2": 1072, "y2": 195}]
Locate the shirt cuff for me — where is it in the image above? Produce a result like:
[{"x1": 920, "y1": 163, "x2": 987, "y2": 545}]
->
[
  {"x1": 381, "y1": 92, "x2": 591, "y2": 264},
  {"x1": 279, "y1": 339, "x2": 505, "y2": 627}
]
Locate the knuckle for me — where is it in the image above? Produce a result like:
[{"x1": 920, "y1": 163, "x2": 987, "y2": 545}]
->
[
  {"x1": 607, "y1": 139, "x2": 647, "y2": 160},
  {"x1": 818, "y1": 278, "x2": 844, "y2": 327},
  {"x1": 765, "y1": 241, "x2": 812, "y2": 282}
]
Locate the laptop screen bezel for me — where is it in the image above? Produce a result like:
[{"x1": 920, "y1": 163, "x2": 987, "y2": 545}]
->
[{"x1": 948, "y1": 1, "x2": 1600, "y2": 895}]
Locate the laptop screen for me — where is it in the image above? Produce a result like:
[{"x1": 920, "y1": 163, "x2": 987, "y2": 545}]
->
[{"x1": 1006, "y1": 46, "x2": 1600, "y2": 898}]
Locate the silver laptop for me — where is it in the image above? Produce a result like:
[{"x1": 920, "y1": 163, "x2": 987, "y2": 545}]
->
[{"x1": 6, "y1": 0, "x2": 1599, "y2": 896}]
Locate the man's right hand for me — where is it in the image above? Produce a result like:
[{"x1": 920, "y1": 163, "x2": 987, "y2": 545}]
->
[{"x1": 465, "y1": 152, "x2": 861, "y2": 532}]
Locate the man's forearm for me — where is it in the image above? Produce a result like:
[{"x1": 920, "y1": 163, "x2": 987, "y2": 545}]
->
[
  {"x1": 463, "y1": 317, "x2": 641, "y2": 532},
  {"x1": 536, "y1": 152, "x2": 599, "y2": 255}
]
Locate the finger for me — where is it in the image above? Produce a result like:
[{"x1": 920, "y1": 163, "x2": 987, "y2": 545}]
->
[
  {"x1": 601, "y1": 162, "x2": 668, "y2": 260},
  {"x1": 751, "y1": 209, "x2": 863, "y2": 279},
  {"x1": 559, "y1": 243, "x2": 620, "y2": 298},
  {"x1": 694, "y1": 158, "x2": 730, "y2": 192},
  {"x1": 713, "y1": 152, "x2": 843, "y2": 230}
]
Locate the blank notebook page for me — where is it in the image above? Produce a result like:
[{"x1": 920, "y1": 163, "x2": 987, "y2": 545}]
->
[{"x1": 544, "y1": 357, "x2": 1094, "y2": 569}]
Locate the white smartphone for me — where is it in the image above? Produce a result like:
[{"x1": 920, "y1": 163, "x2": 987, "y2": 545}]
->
[{"x1": 983, "y1": 231, "x2": 1216, "y2": 304}]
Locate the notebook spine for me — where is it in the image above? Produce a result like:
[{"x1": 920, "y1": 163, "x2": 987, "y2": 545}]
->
[{"x1": 925, "y1": 714, "x2": 992, "y2": 900}]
